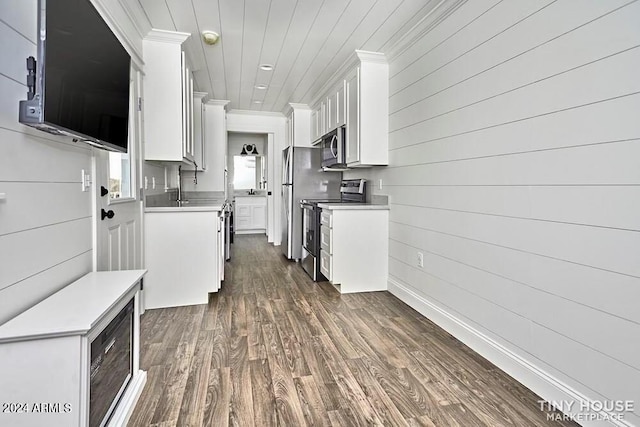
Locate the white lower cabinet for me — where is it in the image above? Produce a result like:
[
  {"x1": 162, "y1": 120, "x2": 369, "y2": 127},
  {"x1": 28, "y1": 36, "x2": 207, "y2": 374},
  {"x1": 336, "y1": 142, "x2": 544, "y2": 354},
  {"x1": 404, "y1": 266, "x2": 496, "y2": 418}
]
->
[
  {"x1": 234, "y1": 196, "x2": 267, "y2": 233},
  {"x1": 319, "y1": 207, "x2": 389, "y2": 293},
  {"x1": 144, "y1": 210, "x2": 222, "y2": 309}
]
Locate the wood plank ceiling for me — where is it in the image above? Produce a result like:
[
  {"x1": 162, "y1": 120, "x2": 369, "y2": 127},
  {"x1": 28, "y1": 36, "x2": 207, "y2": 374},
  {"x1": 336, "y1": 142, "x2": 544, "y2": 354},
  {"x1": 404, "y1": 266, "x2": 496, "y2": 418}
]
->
[{"x1": 134, "y1": 0, "x2": 444, "y2": 112}]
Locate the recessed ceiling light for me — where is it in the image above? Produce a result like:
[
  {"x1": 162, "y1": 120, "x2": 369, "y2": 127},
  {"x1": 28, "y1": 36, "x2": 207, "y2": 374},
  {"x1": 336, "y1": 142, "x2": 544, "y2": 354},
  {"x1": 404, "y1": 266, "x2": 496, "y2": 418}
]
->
[
  {"x1": 255, "y1": 84, "x2": 268, "y2": 90},
  {"x1": 253, "y1": 100, "x2": 263, "y2": 104},
  {"x1": 259, "y1": 64, "x2": 274, "y2": 71}
]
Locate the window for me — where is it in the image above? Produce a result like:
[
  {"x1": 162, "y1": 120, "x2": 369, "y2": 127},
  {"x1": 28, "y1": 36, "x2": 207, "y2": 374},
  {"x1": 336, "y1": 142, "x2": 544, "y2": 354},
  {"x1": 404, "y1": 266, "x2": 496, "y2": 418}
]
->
[{"x1": 109, "y1": 152, "x2": 132, "y2": 199}]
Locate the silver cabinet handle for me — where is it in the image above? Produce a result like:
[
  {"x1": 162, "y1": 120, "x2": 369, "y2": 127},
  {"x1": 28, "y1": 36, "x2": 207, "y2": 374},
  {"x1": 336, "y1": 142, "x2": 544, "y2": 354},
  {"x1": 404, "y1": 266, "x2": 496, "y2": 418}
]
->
[{"x1": 330, "y1": 135, "x2": 337, "y2": 158}]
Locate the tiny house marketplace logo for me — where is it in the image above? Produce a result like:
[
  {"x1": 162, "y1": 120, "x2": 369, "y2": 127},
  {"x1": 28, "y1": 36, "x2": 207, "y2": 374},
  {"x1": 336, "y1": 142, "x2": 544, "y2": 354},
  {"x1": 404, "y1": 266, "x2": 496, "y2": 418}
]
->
[{"x1": 538, "y1": 399, "x2": 635, "y2": 422}]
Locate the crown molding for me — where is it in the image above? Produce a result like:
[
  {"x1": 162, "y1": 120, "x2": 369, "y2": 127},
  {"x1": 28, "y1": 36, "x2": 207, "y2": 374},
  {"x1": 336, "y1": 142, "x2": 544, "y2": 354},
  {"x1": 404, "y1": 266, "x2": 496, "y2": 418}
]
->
[
  {"x1": 283, "y1": 103, "x2": 311, "y2": 115},
  {"x1": 144, "y1": 29, "x2": 191, "y2": 44},
  {"x1": 309, "y1": 50, "x2": 387, "y2": 108},
  {"x1": 206, "y1": 99, "x2": 230, "y2": 108},
  {"x1": 386, "y1": 0, "x2": 467, "y2": 61},
  {"x1": 228, "y1": 109, "x2": 285, "y2": 118}
]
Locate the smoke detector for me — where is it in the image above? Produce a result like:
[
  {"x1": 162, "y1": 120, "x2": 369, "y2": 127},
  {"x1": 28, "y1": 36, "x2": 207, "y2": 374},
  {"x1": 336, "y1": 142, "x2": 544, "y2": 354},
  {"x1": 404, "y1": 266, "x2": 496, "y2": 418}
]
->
[{"x1": 202, "y1": 31, "x2": 220, "y2": 45}]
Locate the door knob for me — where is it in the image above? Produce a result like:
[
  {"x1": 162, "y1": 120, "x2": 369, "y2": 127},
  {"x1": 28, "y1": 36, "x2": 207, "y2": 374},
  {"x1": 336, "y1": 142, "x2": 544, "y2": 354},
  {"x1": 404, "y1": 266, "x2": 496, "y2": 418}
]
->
[{"x1": 101, "y1": 209, "x2": 115, "y2": 220}]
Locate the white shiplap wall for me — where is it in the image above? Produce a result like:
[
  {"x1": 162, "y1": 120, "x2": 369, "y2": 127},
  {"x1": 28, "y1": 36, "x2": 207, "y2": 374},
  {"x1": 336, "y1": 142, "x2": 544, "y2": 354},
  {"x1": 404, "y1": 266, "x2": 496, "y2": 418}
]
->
[
  {"x1": 0, "y1": 0, "x2": 147, "y2": 326},
  {"x1": 349, "y1": 0, "x2": 640, "y2": 423}
]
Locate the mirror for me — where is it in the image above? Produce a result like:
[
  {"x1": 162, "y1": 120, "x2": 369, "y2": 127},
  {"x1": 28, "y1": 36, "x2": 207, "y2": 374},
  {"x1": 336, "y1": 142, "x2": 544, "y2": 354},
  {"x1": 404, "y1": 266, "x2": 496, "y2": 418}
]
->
[{"x1": 233, "y1": 155, "x2": 266, "y2": 190}]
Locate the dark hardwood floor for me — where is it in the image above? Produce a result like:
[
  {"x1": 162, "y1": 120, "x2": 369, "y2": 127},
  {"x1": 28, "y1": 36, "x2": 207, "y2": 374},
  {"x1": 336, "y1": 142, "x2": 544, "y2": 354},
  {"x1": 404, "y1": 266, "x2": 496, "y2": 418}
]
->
[{"x1": 128, "y1": 235, "x2": 576, "y2": 427}]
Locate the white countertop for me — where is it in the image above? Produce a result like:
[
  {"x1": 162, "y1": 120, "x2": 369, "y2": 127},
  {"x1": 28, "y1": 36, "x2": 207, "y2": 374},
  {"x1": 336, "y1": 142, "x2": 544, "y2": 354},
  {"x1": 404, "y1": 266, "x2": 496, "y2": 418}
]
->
[
  {"x1": 317, "y1": 203, "x2": 389, "y2": 210},
  {"x1": 0, "y1": 270, "x2": 146, "y2": 342},
  {"x1": 145, "y1": 199, "x2": 226, "y2": 213}
]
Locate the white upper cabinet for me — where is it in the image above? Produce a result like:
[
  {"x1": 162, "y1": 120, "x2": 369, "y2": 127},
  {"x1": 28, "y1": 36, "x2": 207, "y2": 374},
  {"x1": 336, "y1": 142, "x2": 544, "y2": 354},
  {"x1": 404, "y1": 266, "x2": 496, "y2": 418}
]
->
[
  {"x1": 308, "y1": 50, "x2": 388, "y2": 167},
  {"x1": 143, "y1": 30, "x2": 195, "y2": 164},
  {"x1": 345, "y1": 51, "x2": 388, "y2": 167},
  {"x1": 287, "y1": 103, "x2": 313, "y2": 147}
]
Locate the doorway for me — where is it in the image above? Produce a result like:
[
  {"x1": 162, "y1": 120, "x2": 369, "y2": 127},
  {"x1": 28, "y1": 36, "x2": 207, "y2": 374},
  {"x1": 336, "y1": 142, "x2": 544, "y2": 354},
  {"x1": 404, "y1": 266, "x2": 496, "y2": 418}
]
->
[{"x1": 227, "y1": 132, "x2": 273, "y2": 239}]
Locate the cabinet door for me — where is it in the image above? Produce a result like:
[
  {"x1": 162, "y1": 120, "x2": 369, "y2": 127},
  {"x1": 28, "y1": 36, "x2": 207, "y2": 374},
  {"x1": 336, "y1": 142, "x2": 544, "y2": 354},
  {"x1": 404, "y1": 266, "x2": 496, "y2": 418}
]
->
[
  {"x1": 310, "y1": 108, "x2": 318, "y2": 143},
  {"x1": 337, "y1": 82, "x2": 346, "y2": 127},
  {"x1": 237, "y1": 205, "x2": 251, "y2": 218},
  {"x1": 193, "y1": 96, "x2": 206, "y2": 170},
  {"x1": 181, "y1": 51, "x2": 188, "y2": 159},
  {"x1": 346, "y1": 68, "x2": 359, "y2": 164},
  {"x1": 320, "y1": 250, "x2": 332, "y2": 282},
  {"x1": 287, "y1": 113, "x2": 294, "y2": 147},
  {"x1": 320, "y1": 100, "x2": 327, "y2": 137},
  {"x1": 252, "y1": 205, "x2": 266, "y2": 229},
  {"x1": 327, "y1": 93, "x2": 337, "y2": 131}
]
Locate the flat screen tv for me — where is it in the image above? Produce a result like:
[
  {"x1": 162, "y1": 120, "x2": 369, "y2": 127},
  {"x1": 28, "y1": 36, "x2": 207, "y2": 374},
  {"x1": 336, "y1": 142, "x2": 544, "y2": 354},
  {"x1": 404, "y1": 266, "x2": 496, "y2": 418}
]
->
[{"x1": 19, "y1": 0, "x2": 131, "y2": 152}]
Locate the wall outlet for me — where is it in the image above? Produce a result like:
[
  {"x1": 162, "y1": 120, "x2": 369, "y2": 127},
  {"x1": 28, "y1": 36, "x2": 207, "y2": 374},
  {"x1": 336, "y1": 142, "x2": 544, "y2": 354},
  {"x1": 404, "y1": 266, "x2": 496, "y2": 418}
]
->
[
  {"x1": 152, "y1": 176, "x2": 156, "y2": 189},
  {"x1": 378, "y1": 179, "x2": 383, "y2": 190},
  {"x1": 417, "y1": 252, "x2": 424, "y2": 268},
  {"x1": 144, "y1": 176, "x2": 148, "y2": 190}
]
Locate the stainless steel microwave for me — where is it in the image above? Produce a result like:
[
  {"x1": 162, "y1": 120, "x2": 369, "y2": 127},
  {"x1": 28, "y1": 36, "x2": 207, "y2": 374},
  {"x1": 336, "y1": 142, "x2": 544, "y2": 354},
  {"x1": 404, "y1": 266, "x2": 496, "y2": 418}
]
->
[{"x1": 321, "y1": 127, "x2": 347, "y2": 170}]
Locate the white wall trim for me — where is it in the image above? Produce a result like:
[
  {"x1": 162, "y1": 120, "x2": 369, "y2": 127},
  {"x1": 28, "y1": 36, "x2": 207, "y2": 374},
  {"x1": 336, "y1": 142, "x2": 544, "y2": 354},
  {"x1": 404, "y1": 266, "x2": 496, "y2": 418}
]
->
[{"x1": 388, "y1": 277, "x2": 634, "y2": 427}]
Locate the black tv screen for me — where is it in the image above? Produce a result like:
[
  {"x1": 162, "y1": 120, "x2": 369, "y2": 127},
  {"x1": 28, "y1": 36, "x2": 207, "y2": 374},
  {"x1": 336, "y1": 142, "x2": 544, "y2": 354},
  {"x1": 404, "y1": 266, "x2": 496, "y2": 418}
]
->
[{"x1": 20, "y1": 0, "x2": 131, "y2": 152}]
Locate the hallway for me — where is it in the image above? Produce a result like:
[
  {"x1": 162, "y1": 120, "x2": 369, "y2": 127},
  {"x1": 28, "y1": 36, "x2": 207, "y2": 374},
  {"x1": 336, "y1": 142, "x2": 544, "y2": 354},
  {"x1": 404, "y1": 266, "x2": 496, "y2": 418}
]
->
[{"x1": 128, "y1": 235, "x2": 575, "y2": 426}]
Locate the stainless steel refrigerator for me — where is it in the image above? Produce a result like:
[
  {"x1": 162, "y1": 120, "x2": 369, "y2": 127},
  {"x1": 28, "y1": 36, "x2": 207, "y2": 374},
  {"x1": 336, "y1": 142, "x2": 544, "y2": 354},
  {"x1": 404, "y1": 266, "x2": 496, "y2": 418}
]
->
[{"x1": 281, "y1": 146, "x2": 341, "y2": 260}]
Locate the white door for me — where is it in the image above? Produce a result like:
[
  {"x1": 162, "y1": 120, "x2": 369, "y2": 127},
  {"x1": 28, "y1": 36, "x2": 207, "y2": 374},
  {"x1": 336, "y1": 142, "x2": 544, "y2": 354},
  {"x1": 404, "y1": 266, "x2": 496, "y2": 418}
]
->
[{"x1": 94, "y1": 68, "x2": 144, "y2": 272}]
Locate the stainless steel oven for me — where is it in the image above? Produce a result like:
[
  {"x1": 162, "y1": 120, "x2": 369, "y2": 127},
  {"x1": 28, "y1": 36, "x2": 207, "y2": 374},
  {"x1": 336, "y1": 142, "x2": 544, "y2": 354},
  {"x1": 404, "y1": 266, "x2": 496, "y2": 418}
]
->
[
  {"x1": 300, "y1": 179, "x2": 367, "y2": 281},
  {"x1": 301, "y1": 198, "x2": 338, "y2": 281}
]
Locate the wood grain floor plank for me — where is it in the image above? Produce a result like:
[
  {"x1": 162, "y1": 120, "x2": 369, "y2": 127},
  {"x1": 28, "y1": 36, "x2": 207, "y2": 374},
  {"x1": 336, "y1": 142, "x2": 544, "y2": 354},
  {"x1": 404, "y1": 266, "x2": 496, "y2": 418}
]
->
[
  {"x1": 176, "y1": 330, "x2": 214, "y2": 426},
  {"x1": 249, "y1": 359, "x2": 278, "y2": 427},
  {"x1": 294, "y1": 375, "x2": 332, "y2": 427},
  {"x1": 245, "y1": 293, "x2": 266, "y2": 361},
  {"x1": 313, "y1": 334, "x2": 384, "y2": 426},
  {"x1": 262, "y1": 322, "x2": 308, "y2": 426},
  {"x1": 202, "y1": 367, "x2": 231, "y2": 427},
  {"x1": 150, "y1": 341, "x2": 195, "y2": 424},
  {"x1": 229, "y1": 335, "x2": 255, "y2": 427},
  {"x1": 346, "y1": 358, "x2": 410, "y2": 426},
  {"x1": 230, "y1": 294, "x2": 247, "y2": 337},
  {"x1": 276, "y1": 316, "x2": 312, "y2": 378}
]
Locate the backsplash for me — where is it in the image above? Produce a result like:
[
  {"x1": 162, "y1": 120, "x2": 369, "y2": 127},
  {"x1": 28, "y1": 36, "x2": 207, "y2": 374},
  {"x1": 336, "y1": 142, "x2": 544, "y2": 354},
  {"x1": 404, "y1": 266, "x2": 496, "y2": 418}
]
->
[{"x1": 145, "y1": 189, "x2": 177, "y2": 207}]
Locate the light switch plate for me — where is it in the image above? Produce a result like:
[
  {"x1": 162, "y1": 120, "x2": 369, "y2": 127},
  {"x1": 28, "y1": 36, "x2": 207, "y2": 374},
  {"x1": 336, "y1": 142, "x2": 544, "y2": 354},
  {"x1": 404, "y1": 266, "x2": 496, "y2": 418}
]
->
[
  {"x1": 378, "y1": 179, "x2": 383, "y2": 190},
  {"x1": 81, "y1": 170, "x2": 91, "y2": 192}
]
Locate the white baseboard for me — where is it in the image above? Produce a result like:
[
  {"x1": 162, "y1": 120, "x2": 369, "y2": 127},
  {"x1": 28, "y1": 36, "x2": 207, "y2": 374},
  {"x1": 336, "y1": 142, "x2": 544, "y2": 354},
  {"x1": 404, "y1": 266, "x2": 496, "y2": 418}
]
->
[
  {"x1": 388, "y1": 278, "x2": 635, "y2": 427},
  {"x1": 108, "y1": 370, "x2": 147, "y2": 427}
]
